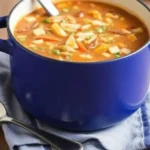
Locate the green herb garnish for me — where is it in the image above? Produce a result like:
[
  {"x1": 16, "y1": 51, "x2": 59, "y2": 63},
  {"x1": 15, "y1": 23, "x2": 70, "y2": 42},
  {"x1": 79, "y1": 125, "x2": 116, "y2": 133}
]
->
[
  {"x1": 96, "y1": 26, "x2": 107, "y2": 33},
  {"x1": 114, "y1": 52, "x2": 121, "y2": 58},
  {"x1": 62, "y1": 8, "x2": 69, "y2": 12},
  {"x1": 84, "y1": 30, "x2": 92, "y2": 33},
  {"x1": 62, "y1": 18, "x2": 68, "y2": 23},
  {"x1": 61, "y1": 46, "x2": 67, "y2": 52},
  {"x1": 18, "y1": 36, "x2": 27, "y2": 42},
  {"x1": 107, "y1": 37, "x2": 115, "y2": 43},
  {"x1": 20, "y1": 37, "x2": 26, "y2": 42},
  {"x1": 86, "y1": 36, "x2": 92, "y2": 40},
  {"x1": 40, "y1": 47, "x2": 45, "y2": 50},
  {"x1": 42, "y1": 18, "x2": 51, "y2": 24},
  {"x1": 101, "y1": 26, "x2": 107, "y2": 30},
  {"x1": 46, "y1": 30, "x2": 51, "y2": 34},
  {"x1": 32, "y1": 47, "x2": 38, "y2": 51},
  {"x1": 96, "y1": 28, "x2": 104, "y2": 33},
  {"x1": 52, "y1": 49, "x2": 60, "y2": 55}
]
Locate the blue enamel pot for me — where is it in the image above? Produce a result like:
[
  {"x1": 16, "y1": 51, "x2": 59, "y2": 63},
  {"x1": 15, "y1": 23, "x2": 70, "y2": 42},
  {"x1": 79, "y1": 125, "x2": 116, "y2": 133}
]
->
[{"x1": 0, "y1": 0, "x2": 149, "y2": 131}]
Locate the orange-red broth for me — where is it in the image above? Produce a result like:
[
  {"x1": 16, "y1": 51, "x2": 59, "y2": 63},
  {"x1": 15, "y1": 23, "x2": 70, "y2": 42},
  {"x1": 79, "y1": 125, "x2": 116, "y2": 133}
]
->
[{"x1": 14, "y1": 1, "x2": 149, "y2": 62}]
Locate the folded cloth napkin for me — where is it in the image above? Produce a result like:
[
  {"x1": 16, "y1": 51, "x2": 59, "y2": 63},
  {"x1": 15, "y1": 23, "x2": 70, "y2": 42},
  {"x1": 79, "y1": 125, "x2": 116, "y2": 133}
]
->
[{"x1": 0, "y1": 52, "x2": 150, "y2": 150}]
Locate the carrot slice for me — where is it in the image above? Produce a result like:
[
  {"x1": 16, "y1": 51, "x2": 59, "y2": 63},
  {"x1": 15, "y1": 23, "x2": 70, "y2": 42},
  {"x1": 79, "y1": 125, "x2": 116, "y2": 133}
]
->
[
  {"x1": 77, "y1": 42, "x2": 87, "y2": 52},
  {"x1": 35, "y1": 35, "x2": 61, "y2": 42}
]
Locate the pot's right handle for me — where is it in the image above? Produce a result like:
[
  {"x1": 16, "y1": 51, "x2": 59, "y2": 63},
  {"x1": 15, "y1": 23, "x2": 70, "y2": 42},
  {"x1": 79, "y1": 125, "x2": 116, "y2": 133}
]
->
[{"x1": 0, "y1": 16, "x2": 14, "y2": 55}]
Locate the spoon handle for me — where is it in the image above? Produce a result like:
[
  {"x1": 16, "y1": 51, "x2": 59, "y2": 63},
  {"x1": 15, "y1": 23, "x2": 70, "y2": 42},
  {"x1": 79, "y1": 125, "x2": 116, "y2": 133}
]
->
[
  {"x1": 37, "y1": 0, "x2": 59, "y2": 16},
  {"x1": 0, "y1": 116, "x2": 83, "y2": 150}
]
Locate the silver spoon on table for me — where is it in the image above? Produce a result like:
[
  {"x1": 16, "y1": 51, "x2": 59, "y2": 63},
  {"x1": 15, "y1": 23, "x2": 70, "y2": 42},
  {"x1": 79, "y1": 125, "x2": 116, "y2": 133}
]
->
[
  {"x1": 37, "y1": 0, "x2": 59, "y2": 16},
  {"x1": 0, "y1": 103, "x2": 83, "y2": 150}
]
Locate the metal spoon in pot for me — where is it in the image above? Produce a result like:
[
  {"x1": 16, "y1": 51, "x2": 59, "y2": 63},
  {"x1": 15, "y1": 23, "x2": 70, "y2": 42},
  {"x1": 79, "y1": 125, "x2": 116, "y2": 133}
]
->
[
  {"x1": 0, "y1": 103, "x2": 83, "y2": 150},
  {"x1": 37, "y1": 0, "x2": 59, "y2": 16}
]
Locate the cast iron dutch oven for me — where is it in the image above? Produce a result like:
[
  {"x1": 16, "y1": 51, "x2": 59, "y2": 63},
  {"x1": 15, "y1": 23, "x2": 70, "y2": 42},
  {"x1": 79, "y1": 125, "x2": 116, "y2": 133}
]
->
[{"x1": 0, "y1": 0, "x2": 149, "y2": 131}]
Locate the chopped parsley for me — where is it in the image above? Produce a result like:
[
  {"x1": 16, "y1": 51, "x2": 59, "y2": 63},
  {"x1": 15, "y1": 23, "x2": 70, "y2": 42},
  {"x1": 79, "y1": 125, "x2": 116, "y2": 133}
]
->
[
  {"x1": 101, "y1": 26, "x2": 107, "y2": 30},
  {"x1": 86, "y1": 36, "x2": 92, "y2": 40},
  {"x1": 42, "y1": 18, "x2": 51, "y2": 24},
  {"x1": 62, "y1": 8, "x2": 69, "y2": 12},
  {"x1": 32, "y1": 47, "x2": 38, "y2": 51},
  {"x1": 40, "y1": 47, "x2": 45, "y2": 50},
  {"x1": 107, "y1": 37, "x2": 115, "y2": 43},
  {"x1": 114, "y1": 52, "x2": 121, "y2": 58},
  {"x1": 18, "y1": 35, "x2": 27, "y2": 42},
  {"x1": 61, "y1": 46, "x2": 67, "y2": 51},
  {"x1": 46, "y1": 30, "x2": 51, "y2": 34},
  {"x1": 96, "y1": 28, "x2": 104, "y2": 33},
  {"x1": 96, "y1": 26, "x2": 107, "y2": 33},
  {"x1": 62, "y1": 18, "x2": 69, "y2": 23},
  {"x1": 19, "y1": 37, "x2": 26, "y2": 42}
]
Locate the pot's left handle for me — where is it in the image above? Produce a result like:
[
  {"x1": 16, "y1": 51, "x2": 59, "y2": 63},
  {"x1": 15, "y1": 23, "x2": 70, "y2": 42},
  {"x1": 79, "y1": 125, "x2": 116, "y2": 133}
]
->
[{"x1": 0, "y1": 16, "x2": 14, "y2": 55}]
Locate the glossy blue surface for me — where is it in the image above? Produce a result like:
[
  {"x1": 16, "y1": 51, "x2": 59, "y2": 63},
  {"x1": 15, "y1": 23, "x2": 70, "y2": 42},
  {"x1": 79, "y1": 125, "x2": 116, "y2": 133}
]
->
[
  {"x1": 11, "y1": 42, "x2": 150, "y2": 131},
  {"x1": 0, "y1": 8, "x2": 150, "y2": 131}
]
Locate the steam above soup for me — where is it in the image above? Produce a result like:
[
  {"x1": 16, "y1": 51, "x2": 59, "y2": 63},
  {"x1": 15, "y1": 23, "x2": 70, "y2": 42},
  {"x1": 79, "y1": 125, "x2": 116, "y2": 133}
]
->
[{"x1": 14, "y1": 1, "x2": 149, "y2": 62}]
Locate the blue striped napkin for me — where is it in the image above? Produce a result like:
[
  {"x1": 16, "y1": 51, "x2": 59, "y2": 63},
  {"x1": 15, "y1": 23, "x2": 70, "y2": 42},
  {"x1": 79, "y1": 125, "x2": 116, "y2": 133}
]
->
[{"x1": 0, "y1": 52, "x2": 150, "y2": 150}]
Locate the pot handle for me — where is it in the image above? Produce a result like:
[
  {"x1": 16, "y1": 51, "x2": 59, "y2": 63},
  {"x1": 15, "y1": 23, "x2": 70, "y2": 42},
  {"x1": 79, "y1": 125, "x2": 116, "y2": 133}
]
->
[{"x1": 0, "y1": 16, "x2": 13, "y2": 55}]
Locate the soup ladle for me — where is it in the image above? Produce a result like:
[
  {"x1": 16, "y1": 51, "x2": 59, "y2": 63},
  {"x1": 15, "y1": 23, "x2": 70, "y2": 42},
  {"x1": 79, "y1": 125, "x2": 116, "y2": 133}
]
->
[
  {"x1": 37, "y1": 0, "x2": 59, "y2": 16},
  {"x1": 0, "y1": 103, "x2": 83, "y2": 150}
]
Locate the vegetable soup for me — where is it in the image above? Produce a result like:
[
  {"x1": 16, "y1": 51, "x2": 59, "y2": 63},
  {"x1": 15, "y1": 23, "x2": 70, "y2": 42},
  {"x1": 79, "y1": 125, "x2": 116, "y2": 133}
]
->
[{"x1": 14, "y1": 1, "x2": 149, "y2": 62}]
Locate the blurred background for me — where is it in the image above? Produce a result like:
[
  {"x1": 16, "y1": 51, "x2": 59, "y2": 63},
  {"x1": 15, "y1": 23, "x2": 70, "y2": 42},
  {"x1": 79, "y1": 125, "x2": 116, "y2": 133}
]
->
[{"x1": 0, "y1": 0, "x2": 18, "y2": 39}]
